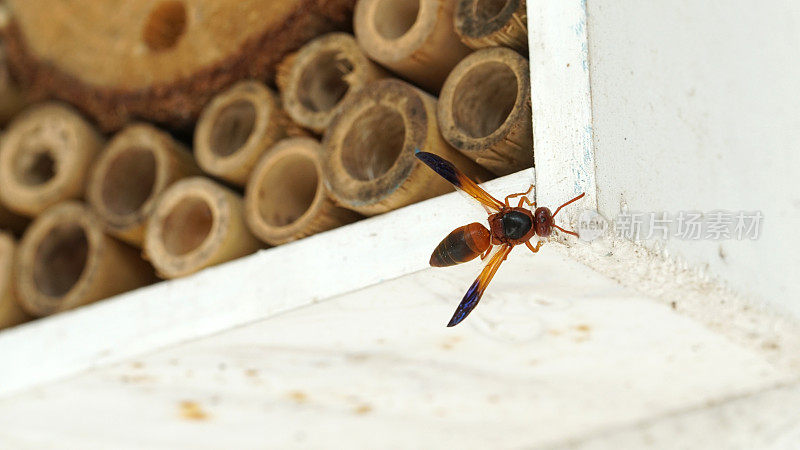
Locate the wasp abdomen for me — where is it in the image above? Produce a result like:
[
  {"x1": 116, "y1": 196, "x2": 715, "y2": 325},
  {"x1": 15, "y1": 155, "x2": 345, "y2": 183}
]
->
[{"x1": 430, "y1": 222, "x2": 491, "y2": 267}]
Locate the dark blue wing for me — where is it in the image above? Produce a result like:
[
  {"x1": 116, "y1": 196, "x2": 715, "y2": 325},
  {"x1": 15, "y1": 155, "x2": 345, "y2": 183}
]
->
[
  {"x1": 446, "y1": 244, "x2": 513, "y2": 327},
  {"x1": 415, "y1": 150, "x2": 503, "y2": 212}
]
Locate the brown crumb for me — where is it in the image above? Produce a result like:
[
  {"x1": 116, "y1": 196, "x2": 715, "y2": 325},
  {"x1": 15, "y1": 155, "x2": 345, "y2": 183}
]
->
[
  {"x1": 354, "y1": 404, "x2": 373, "y2": 415},
  {"x1": 288, "y1": 390, "x2": 308, "y2": 403},
  {"x1": 179, "y1": 401, "x2": 208, "y2": 421},
  {"x1": 441, "y1": 335, "x2": 463, "y2": 350}
]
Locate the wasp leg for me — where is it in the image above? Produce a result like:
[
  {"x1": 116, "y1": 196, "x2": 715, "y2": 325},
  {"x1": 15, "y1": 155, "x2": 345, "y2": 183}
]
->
[
  {"x1": 525, "y1": 240, "x2": 543, "y2": 254},
  {"x1": 480, "y1": 245, "x2": 493, "y2": 261},
  {"x1": 504, "y1": 184, "x2": 534, "y2": 207},
  {"x1": 517, "y1": 195, "x2": 535, "y2": 208}
]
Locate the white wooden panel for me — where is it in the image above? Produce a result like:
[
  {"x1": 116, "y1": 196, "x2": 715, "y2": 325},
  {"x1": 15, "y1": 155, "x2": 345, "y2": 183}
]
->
[
  {"x1": 553, "y1": 383, "x2": 800, "y2": 450},
  {"x1": 585, "y1": 0, "x2": 800, "y2": 315},
  {"x1": 0, "y1": 249, "x2": 795, "y2": 449},
  {"x1": 528, "y1": 0, "x2": 597, "y2": 210}
]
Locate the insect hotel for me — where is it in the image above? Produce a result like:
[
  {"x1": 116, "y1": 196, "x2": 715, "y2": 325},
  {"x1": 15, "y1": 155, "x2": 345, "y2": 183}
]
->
[{"x1": 0, "y1": 0, "x2": 796, "y2": 447}]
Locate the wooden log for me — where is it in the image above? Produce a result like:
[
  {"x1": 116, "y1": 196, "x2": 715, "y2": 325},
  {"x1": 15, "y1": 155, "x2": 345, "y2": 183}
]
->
[
  {"x1": 144, "y1": 177, "x2": 261, "y2": 279},
  {"x1": 437, "y1": 47, "x2": 532, "y2": 175},
  {"x1": 2, "y1": 0, "x2": 356, "y2": 132},
  {"x1": 353, "y1": 0, "x2": 471, "y2": 93},
  {"x1": 0, "y1": 232, "x2": 31, "y2": 328},
  {"x1": 276, "y1": 32, "x2": 388, "y2": 134},
  {"x1": 0, "y1": 44, "x2": 27, "y2": 124},
  {"x1": 0, "y1": 103, "x2": 103, "y2": 217},
  {"x1": 245, "y1": 137, "x2": 360, "y2": 246},
  {"x1": 87, "y1": 123, "x2": 201, "y2": 247},
  {"x1": 14, "y1": 202, "x2": 156, "y2": 317},
  {"x1": 322, "y1": 78, "x2": 491, "y2": 216},
  {"x1": 195, "y1": 81, "x2": 298, "y2": 186},
  {"x1": 453, "y1": 0, "x2": 528, "y2": 53}
]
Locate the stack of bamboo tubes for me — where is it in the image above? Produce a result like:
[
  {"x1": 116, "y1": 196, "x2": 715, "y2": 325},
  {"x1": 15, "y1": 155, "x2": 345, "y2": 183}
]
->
[{"x1": 0, "y1": 0, "x2": 533, "y2": 329}]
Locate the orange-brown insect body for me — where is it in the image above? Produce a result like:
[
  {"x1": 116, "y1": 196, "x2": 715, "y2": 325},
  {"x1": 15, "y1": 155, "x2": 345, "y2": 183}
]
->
[
  {"x1": 415, "y1": 150, "x2": 585, "y2": 327},
  {"x1": 430, "y1": 223, "x2": 491, "y2": 267}
]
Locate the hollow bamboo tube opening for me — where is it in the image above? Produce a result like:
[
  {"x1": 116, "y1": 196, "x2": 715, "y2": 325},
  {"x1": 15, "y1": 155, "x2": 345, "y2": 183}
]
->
[
  {"x1": 144, "y1": 177, "x2": 261, "y2": 279},
  {"x1": 245, "y1": 138, "x2": 360, "y2": 245},
  {"x1": 323, "y1": 78, "x2": 491, "y2": 216},
  {"x1": 0, "y1": 232, "x2": 31, "y2": 328},
  {"x1": 0, "y1": 103, "x2": 103, "y2": 217},
  {"x1": 87, "y1": 123, "x2": 200, "y2": 246},
  {"x1": 438, "y1": 47, "x2": 532, "y2": 175},
  {"x1": 454, "y1": 0, "x2": 528, "y2": 52},
  {"x1": 354, "y1": 0, "x2": 471, "y2": 93},
  {"x1": 14, "y1": 202, "x2": 156, "y2": 317},
  {"x1": 276, "y1": 33, "x2": 388, "y2": 134},
  {"x1": 195, "y1": 81, "x2": 297, "y2": 186}
]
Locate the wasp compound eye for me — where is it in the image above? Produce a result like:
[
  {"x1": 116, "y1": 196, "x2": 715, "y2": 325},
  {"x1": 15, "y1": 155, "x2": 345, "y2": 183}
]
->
[{"x1": 534, "y1": 207, "x2": 552, "y2": 237}]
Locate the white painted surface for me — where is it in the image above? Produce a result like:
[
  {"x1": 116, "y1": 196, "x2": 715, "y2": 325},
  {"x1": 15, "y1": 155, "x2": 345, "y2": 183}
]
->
[
  {"x1": 0, "y1": 251, "x2": 796, "y2": 449},
  {"x1": 585, "y1": 0, "x2": 800, "y2": 315},
  {"x1": 553, "y1": 383, "x2": 800, "y2": 450},
  {"x1": 528, "y1": 0, "x2": 597, "y2": 210}
]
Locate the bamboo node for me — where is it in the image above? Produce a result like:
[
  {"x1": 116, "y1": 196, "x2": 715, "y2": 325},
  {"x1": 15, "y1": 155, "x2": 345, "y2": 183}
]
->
[
  {"x1": 209, "y1": 100, "x2": 257, "y2": 158},
  {"x1": 245, "y1": 137, "x2": 360, "y2": 245},
  {"x1": 15, "y1": 202, "x2": 156, "y2": 316},
  {"x1": 195, "y1": 81, "x2": 294, "y2": 185},
  {"x1": 454, "y1": 0, "x2": 528, "y2": 52},
  {"x1": 278, "y1": 32, "x2": 387, "y2": 134},
  {"x1": 372, "y1": 0, "x2": 420, "y2": 40},
  {"x1": 438, "y1": 47, "x2": 532, "y2": 175},
  {"x1": 161, "y1": 196, "x2": 214, "y2": 257}
]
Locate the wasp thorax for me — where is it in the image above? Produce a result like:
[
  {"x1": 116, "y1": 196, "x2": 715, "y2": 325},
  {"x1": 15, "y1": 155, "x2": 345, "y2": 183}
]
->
[
  {"x1": 501, "y1": 210, "x2": 532, "y2": 240},
  {"x1": 534, "y1": 207, "x2": 552, "y2": 237}
]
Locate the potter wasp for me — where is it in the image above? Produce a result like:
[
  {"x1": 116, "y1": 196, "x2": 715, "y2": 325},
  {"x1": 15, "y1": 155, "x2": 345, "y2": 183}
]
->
[{"x1": 416, "y1": 151, "x2": 584, "y2": 327}]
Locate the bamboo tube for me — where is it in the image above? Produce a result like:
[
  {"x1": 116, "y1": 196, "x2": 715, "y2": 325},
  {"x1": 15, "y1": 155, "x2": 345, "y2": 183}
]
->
[
  {"x1": 195, "y1": 81, "x2": 298, "y2": 186},
  {"x1": 245, "y1": 137, "x2": 361, "y2": 246},
  {"x1": 437, "y1": 47, "x2": 532, "y2": 175},
  {"x1": 87, "y1": 123, "x2": 201, "y2": 247},
  {"x1": 453, "y1": 0, "x2": 528, "y2": 53},
  {"x1": 353, "y1": 0, "x2": 471, "y2": 93},
  {"x1": 323, "y1": 78, "x2": 491, "y2": 216},
  {"x1": 0, "y1": 232, "x2": 31, "y2": 328},
  {"x1": 144, "y1": 177, "x2": 261, "y2": 279},
  {"x1": 14, "y1": 202, "x2": 156, "y2": 317},
  {"x1": 0, "y1": 103, "x2": 103, "y2": 216},
  {"x1": 276, "y1": 32, "x2": 389, "y2": 134}
]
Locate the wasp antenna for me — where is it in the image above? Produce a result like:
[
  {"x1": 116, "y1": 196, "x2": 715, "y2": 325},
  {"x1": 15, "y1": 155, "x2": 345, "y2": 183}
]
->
[
  {"x1": 551, "y1": 192, "x2": 585, "y2": 218},
  {"x1": 553, "y1": 224, "x2": 580, "y2": 238}
]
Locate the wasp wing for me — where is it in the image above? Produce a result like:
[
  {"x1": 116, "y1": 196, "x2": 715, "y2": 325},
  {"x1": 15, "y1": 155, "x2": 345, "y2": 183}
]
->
[
  {"x1": 447, "y1": 244, "x2": 513, "y2": 327},
  {"x1": 415, "y1": 151, "x2": 503, "y2": 212}
]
